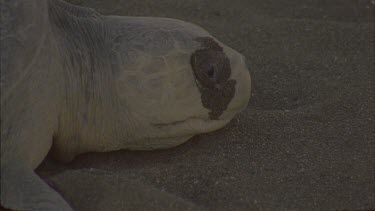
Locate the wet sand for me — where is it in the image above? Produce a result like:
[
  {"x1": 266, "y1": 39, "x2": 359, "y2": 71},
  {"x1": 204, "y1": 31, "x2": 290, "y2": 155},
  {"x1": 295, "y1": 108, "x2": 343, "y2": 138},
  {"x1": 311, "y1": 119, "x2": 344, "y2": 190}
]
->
[{"x1": 37, "y1": 0, "x2": 375, "y2": 210}]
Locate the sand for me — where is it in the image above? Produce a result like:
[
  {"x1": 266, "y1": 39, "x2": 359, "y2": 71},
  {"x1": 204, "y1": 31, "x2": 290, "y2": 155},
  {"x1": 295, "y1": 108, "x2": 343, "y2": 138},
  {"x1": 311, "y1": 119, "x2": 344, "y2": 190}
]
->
[{"x1": 37, "y1": 0, "x2": 375, "y2": 210}]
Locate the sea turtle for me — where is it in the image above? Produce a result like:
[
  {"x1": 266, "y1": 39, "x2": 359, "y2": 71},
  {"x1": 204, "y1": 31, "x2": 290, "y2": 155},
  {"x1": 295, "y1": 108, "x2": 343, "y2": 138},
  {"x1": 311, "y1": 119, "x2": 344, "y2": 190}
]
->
[{"x1": 0, "y1": 0, "x2": 251, "y2": 210}]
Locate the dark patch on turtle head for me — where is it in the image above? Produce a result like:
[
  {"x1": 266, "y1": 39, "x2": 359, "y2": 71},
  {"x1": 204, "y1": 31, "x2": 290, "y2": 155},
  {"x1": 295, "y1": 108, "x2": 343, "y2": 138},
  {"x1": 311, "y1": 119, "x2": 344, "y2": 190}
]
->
[{"x1": 191, "y1": 37, "x2": 236, "y2": 120}]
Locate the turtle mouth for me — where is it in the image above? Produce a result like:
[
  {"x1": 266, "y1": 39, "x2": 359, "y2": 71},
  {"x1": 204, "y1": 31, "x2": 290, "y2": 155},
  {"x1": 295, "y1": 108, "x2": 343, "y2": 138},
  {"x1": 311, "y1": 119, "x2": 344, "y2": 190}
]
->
[
  {"x1": 151, "y1": 116, "x2": 231, "y2": 137},
  {"x1": 126, "y1": 117, "x2": 232, "y2": 151}
]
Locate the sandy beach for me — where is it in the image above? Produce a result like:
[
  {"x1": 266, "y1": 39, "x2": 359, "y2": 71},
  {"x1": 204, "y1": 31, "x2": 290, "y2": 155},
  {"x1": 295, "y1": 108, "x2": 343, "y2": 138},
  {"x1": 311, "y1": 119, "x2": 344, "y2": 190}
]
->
[{"x1": 37, "y1": 0, "x2": 375, "y2": 210}]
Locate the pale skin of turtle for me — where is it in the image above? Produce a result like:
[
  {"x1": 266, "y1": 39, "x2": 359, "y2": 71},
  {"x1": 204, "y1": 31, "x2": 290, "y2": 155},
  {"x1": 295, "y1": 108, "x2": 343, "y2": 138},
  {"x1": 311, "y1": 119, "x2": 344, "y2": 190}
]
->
[{"x1": 0, "y1": 0, "x2": 251, "y2": 210}]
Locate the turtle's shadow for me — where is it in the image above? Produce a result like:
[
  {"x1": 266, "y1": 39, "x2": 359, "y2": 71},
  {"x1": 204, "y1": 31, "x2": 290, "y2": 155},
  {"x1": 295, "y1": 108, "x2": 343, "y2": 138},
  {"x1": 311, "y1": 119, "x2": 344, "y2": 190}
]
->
[
  {"x1": 36, "y1": 119, "x2": 238, "y2": 178},
  {"x1": 37, "y1": 141, "x2": 194, "y2": 177}
]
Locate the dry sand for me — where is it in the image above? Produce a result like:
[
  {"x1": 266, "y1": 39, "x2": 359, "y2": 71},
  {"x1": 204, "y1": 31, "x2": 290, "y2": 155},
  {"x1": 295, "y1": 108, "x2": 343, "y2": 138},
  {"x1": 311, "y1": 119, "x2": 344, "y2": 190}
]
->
[{"x1": 37, "y1": 0, "x2": 375, "y2": 210}]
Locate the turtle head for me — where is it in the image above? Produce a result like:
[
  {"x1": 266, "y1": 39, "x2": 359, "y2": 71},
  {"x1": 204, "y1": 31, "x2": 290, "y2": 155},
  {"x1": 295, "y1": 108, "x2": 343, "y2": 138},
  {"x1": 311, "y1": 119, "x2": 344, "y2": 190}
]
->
[{"x1": 115, "y1": 20, "x2": 251, "y2": 149}]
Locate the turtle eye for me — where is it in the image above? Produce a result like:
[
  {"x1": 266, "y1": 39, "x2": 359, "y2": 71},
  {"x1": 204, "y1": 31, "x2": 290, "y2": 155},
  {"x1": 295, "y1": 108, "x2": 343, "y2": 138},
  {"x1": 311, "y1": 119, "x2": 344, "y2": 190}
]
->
[
  {"x1": 191, "y1": 48, "x2": 231, "y2": 88},
  {"x1": 206, "y1": 65, "x2": 215, "y2": 79}
]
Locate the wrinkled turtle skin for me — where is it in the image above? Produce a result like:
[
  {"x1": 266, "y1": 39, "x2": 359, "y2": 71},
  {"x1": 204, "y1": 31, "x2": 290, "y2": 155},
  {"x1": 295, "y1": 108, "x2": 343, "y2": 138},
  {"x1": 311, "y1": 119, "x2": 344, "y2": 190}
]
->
[{"x1": 0, "y1": 0, "x2": 251, "y2": 210}]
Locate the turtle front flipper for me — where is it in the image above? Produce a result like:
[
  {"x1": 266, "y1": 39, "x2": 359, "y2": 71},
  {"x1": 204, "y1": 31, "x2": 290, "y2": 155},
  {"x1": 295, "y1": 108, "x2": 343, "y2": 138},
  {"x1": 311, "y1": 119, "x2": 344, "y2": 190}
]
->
[{"x1": 1, "y1": 166, "x2": 73, "y2": 211}]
